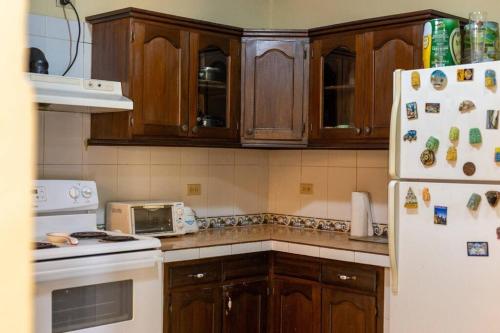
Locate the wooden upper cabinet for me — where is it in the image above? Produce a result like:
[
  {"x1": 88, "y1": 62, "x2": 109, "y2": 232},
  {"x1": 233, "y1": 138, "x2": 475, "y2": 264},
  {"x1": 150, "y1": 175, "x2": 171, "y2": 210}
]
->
[
  {"x1": 189, "y1": 32, "x2": 241, "y2": 141},
  {"x1": 322, "y1": 288, "x2": 377, "y2": 333},
  {"x1": 272, "y1": 278, "x2": 321, "y2": 333},
  {"x1": 131, "y1": 21, "x2": 190, "y2": 137},
  {"x1": 309, "y1": 33, "x2": 364, "y2": 144},
  {"x1": 362, "y1": 25, "x2": 421, "y2": 141},
  {"x1": 87, "y1": 8, "x2": 242, "y2": 145},
  {"x1": 242, "y1": 33, "x2": 309, "y2": 146}
]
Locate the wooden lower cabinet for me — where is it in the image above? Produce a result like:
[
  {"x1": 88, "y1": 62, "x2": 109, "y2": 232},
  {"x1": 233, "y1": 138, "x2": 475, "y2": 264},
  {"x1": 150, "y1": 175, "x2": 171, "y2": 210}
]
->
[
  {"x1": 165, "y1": 252, "x2": 383, "y2": 333},
  {"x1": 272, "y1": 277, "x2": 321, "y2": 333},
  {"x1": 322, "y1": 288, "x2": 377, "y2": 333},
  {"x1": 169, "y1": 287, "x2": 222, "y2": 333},
  {"x1": 223, "y1": 281, "x2": 268, "y2": 333}
]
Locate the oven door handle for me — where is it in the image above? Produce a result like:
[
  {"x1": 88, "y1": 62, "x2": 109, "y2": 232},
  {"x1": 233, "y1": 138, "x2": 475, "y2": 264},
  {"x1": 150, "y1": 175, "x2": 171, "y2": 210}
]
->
[{"x1": 35, "y1": 257, "x2": 161, "y2": 282}]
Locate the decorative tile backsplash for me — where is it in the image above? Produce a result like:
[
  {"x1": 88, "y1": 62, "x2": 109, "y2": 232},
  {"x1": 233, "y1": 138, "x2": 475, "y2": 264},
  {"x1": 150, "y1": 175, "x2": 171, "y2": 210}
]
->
[{"x1": 195, "y1": 213, "x2": 388, "y2": 237}]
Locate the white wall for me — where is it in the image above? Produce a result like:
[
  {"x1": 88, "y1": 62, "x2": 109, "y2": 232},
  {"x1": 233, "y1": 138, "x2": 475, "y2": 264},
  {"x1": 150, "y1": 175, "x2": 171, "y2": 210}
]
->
[{"x1": 0, "y1": 1, "x2": 34, "y2": 333}]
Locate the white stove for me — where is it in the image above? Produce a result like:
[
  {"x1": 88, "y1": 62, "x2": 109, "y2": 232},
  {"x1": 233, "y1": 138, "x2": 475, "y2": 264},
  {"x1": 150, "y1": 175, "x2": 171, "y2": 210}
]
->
[{"x1": 33, "y1": 180, "x2": 163, "y2": 333}]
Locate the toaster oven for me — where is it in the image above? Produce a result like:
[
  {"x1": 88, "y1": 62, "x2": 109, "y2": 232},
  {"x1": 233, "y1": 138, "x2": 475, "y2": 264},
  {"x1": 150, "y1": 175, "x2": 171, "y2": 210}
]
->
[{"x1": 107, "y1": 201, "x2": 185, "y2": 237}]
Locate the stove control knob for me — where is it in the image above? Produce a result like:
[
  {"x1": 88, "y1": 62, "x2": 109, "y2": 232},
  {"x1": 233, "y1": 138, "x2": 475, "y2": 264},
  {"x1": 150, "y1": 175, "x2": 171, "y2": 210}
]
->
[
  {"x1": 68, "y1": 187, "x2": 80, "y2": 199},
  {"x1": 81, "y1": 187, "x2": 93, "y2": 199}
]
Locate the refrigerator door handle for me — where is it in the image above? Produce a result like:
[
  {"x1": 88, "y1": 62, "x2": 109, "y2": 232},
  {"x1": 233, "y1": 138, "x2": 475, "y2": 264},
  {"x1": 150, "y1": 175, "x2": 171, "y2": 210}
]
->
[
  {"x1": 388, "y1": 180, "x2": 399, "y2": 294},
  {"x1": 389, "y1": 69, "x2": 402, "y2": 179}
]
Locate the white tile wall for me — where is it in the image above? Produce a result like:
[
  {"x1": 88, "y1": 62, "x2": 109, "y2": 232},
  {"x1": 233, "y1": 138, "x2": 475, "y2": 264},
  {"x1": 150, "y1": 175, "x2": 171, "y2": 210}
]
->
[
  {"x1": 28, "y1": 14, "x2": 92, "y2": 78},
  {"x1": 33, "y1": 14, "x2": 389, "y2": 227},
  {"x1": 268, "y1": 150, "x2": 389, "y2": 224}
]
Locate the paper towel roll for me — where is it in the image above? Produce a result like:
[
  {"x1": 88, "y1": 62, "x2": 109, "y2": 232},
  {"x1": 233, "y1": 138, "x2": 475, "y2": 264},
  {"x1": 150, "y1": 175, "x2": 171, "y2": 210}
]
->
[{"x1": 350, "y1": 192, "x2": 374, "y2": 237}]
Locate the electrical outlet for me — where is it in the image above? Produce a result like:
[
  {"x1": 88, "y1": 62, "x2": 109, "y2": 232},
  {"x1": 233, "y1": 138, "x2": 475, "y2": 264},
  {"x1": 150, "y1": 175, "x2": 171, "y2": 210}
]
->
[
  {"x1": 56, "y1": 0, "x2": 76, "y2": 8},
  {"x1": 187, "y1": 184, "x2": 202, "y2": 196},
  {"x1": 300, "y1": 183, "x2": 314, "y2": 195}
]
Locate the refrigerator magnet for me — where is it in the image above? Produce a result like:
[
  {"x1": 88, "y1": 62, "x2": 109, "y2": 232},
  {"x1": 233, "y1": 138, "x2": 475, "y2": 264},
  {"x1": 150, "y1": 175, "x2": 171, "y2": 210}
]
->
[
  {"x1": 449, "y1": 127, "x2": 459, "y2": 142},
  {"x1": 425, "y1": 136, "x2": 440, "y2": 152},
  {"x1": 469, "y1": 128, "x2": 482, "y2": 145},
  {"x1": 485, "y1": 191, "x2": 499, "y2": 208},
  {"x1": 406, "y1": 102, "x2": 418, "y2": 120},
  {"x1": 485, "y1": 69, "x2": 496, "y2": 91},
  {"x1": 496, "y1": 148, "x2": 500, "y2": 163},
  {"x1": 434, "y1": 206, "x2": 447, "y2": 225},
  {"x1": 403, "y1": 130, "x2": 417, "y2": 142},
  {"x1": 486, "y1": 110, "x2": 499, "y2": 129},
  {"x1": 457, "y1": 68, "x2": 474, "y2": 81},
  {"x1": 463, "y1": 162, "x2": 476, "y2": 176},
  {"x1": 404, "y1": 188, "x2": 418, "y2": 209},
  {"x1": 467, "y1": 193, "x2": 482, "y2": 211},
  {"x1": 425, "y1": 103, "x2": 440, "y2": 113},
  {"x1": 467, "y1": 242, "x2": 488, "y2": 257},
  {"x1": 446, "y1": 146, "x2": 457, "y2": 162},
  {"x1": 411, "y1": 71, "x2": 420, "y2": 90},
  {"x1": 459, "y1": 100, "x2": 475, "y2": 112},
  {"x1": 430, "y1": 70, "x2": 447, "y2": 90},
  {"x1": 422, "y1": 188, "x2": 431, "y2": 202},
  {"x1": 496, "y1": 227, "x2": 500, "y2": 240},
  {"x1": 420, "y1": 149, "x2": 436, "y2": 166}
]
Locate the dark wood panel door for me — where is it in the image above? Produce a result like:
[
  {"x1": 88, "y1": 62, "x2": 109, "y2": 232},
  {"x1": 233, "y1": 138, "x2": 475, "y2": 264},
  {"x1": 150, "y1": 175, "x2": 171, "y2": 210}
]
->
[
  {"x1": 169, "y1": 287, "x2": 222, "y2": 333},
  {"x1": 242, "y1": 39, "x2": 307, "y2": 144},
  {"x1": 189, "y1": 32, "x2": 240, "y2": 141},
  {"x1": 362, "y1": 25, "x2": 421, "y2": 141},
  {"x1": 223, "y1": 280, "x2": 268, "y2": 333},
  {"x1": 272, "y1": 278, "x2": 321, "y2": 333},
  {"x1": 309, "y1": 34, "x2": 365, "y2": 144},
  {"x1": 131, "y1": 21, "x2": 190, "y2": 137},
  {"x1": 322, "y1": 288, "x2": 376, "y2": 333}
]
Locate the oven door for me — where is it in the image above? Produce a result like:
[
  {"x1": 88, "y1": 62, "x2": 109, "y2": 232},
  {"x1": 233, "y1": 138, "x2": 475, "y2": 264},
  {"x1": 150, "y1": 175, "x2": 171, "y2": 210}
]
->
[
  {"x1": 132, "y1": 205, "x2": 175, "y2": 235},
  {"x1": 34, "y1": 250, "x2": 163, "y2": 333}
]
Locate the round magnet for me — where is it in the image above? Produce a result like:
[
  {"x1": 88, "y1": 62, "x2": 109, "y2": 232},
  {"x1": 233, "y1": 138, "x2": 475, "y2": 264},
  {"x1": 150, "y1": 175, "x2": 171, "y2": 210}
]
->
[
  {"x1": 420, "y1": 149, "x2": 435, "y2": 166},
  {"x1": 463, "y1": 162, "x2": 476, "y2": 176},
  {"x1": 430, "y1": 70, "x2": 447, "y2": 90}
]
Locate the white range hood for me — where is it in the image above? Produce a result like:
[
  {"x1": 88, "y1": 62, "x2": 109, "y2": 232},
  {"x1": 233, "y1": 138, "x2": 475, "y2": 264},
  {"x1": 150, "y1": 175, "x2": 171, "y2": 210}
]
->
[{"x1": 29, "y1": 73, "x2": 133, "y2": 113}]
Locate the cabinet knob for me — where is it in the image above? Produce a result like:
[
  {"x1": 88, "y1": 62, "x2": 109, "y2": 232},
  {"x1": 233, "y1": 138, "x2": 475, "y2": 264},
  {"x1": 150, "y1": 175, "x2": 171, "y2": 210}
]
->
[
  {"x1": 129, "y1": 116, "x2": 135, "y2": 127},
  {"x1": 364, "y1": 126, "x2": 372, "y2": 135},
  {"x1": 192, "y1": 126, "x2": 199, "y2": 134},
  {"x1": 355, "y1": 127, "x2": 361, "y2": 135},
  {"x1": 181, "y1": 124, "x2": 188, "y2": 132},
  {"x1": 246, "y1": 128, "x2": 254, "y2": 135}
]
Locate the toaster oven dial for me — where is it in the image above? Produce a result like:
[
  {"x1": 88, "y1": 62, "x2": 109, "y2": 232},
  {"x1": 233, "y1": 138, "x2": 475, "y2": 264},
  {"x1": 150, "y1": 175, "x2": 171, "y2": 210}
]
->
[{"x1": 176, "y1": 208, "x2": 184, "y2": 216}]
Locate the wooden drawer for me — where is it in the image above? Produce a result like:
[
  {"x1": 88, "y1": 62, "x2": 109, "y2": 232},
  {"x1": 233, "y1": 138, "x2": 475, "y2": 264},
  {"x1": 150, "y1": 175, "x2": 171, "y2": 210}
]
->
[
  {"x1": 223, "y1": 253, "x2": 268, "y2": 281},
  {"x1": 169, "y1": 261, "x2": 222, "y2": 288},
  {"x1": 273, "y1": 253, "x2": 321, "y2": 281},
  {"x1": 322, "y1": 261, "x2": 377, "y2": 293}
]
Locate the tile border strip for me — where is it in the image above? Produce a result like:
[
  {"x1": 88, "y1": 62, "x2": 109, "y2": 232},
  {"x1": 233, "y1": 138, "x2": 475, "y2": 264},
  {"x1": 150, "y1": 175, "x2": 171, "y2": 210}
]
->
[{"x1": 196, "y1": 213, "x2": 388, "y2": 237}]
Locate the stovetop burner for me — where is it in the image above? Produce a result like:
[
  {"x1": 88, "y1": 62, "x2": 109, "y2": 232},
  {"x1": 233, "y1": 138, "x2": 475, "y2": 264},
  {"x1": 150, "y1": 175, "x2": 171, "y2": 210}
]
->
[
  {"x1": 100, "y1": 235, "x2": 138, "y2": 242},
  {"x1": 34, "y1": 242, "x2": 57, "y2": 250},
  {"x1": 70, "y1": 231, "x2": 108, "y2": 239}
]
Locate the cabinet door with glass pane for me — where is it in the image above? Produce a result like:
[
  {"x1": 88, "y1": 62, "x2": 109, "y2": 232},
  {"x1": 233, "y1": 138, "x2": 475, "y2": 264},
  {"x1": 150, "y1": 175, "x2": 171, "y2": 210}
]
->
[
  {"x1": 309, "y1": 34, "x2": 364, "y2": 145},
  {"x1": 189, "y1": 32, "x2": 240, "y2": 141}
]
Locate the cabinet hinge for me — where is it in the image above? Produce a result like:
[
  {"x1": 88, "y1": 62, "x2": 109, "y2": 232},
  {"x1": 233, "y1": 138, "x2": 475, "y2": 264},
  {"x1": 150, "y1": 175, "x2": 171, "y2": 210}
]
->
[
  {"x1": 267, "y1": 287, "x2": 270, "y2": 296},
  {"x1": 304, "y1": 49, "x2": 308, "y2": 59},
  {"x1": 130, "y1": 29, "x2": 135, "y2": 43},
  {"x1": 302, "y1": 123, "x2": 306, "y2": 135},
  {"x1": 169, "y1": 303, "x2": 172, "y2": 313},
  {"x1": 311, "y1": 48, "x2": 314, "y2": 59},
  {"x1": 236, "y1": 121, "x2": 239, "y2": 131}
]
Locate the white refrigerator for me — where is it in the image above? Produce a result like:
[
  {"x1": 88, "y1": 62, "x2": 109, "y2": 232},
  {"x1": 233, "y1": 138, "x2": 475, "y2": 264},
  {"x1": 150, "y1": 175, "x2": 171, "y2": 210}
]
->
[{"x1": 388, "y1": 61, "x2": 500, "y2": 333}]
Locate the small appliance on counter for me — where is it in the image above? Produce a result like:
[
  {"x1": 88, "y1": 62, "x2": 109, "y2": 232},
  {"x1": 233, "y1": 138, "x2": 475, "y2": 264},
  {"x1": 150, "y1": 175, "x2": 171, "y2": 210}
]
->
[
  {"x1": 107, "y1": 201, "x2": 188, "y2": 237},
  {"x1": 348, "y1": 192, "x2": 388, "y2": 244}
]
